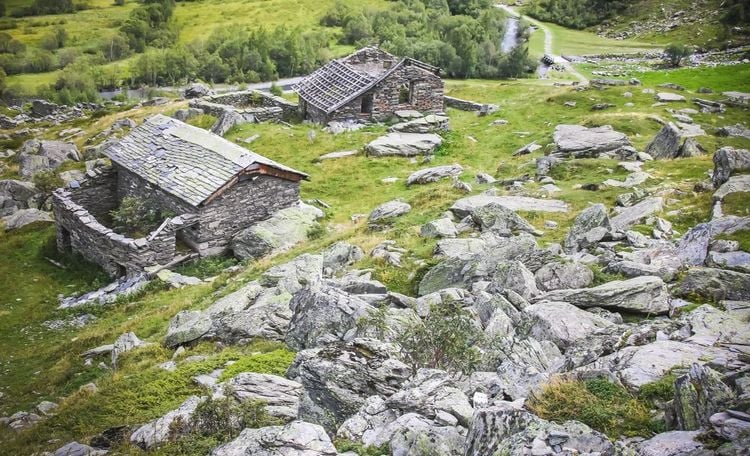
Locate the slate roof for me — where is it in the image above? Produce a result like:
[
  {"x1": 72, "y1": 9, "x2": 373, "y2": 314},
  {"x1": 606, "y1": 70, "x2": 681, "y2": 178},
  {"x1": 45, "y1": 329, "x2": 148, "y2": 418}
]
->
[
  {"x1": 104, "y1": 115, "x2": 307, "y2": 207},
  {"x1": 294, "y1": 47, "x2": 439, "y2": 114}
]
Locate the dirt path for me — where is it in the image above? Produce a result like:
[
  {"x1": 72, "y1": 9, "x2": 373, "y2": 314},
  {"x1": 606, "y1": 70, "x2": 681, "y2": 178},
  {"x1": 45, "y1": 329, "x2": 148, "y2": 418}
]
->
[{"x1": 496, "y1": 3, "x2": 589, "y2": 85}]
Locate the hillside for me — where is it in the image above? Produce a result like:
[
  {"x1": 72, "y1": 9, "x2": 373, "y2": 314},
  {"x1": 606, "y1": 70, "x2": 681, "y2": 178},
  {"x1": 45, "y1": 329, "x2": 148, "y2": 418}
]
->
[
  {"x1": 523, "y1": 0, "x2": 750, "y2": 49},
  {"x1": 1, "y1": 1, "x2": 750, "y2": 456}
]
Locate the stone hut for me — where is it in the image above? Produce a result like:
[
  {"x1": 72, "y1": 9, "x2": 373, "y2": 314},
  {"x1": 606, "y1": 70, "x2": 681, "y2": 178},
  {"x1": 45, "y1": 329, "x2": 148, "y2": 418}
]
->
[
  {"x1": 295, "y1": 47, "x2": 444, "y2": 124},
  {"x1": 52, "y1": 114, "x2": 307, "y2": 277}
]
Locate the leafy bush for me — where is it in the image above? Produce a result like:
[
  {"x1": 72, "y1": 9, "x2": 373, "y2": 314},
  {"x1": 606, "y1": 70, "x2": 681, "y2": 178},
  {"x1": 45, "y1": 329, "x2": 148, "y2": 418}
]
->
[
  {"x1": 110, "y1": 196, "x2": 172, "y2": 237},
  {"x1": 32, "y1": 170, "x2": 64, "y2": 194},
  {"x1": 638, "y1": 374, "x2": 677, "y2": 404},
  {"x1": 664, "y1": 43, "x2": 692, "y2": 68},
  {"x1": 269, "y1": 82, "x2": 283, "y2": 97},
  {"x1": 528, "y1": 377, "x2": 662, "y2": 438},
  {"x1": 396, "y1": 301, "x2": 483, "y2": 374}
]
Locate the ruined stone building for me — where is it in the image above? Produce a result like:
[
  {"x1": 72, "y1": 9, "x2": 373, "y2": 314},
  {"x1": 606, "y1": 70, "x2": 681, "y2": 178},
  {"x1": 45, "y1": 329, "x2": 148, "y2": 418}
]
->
[
  {"x1": 52, "y1": 114, "x2": 307, "y2": 277},
  {"x1": 295, "y1": 47, "x2": 444, "y2": 124}
]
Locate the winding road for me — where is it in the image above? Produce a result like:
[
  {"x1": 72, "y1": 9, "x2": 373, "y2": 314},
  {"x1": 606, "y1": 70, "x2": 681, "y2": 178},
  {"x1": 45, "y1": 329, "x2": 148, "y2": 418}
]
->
[{"x1": 496, "y1": 3, "x2": 589, "y2": 85}]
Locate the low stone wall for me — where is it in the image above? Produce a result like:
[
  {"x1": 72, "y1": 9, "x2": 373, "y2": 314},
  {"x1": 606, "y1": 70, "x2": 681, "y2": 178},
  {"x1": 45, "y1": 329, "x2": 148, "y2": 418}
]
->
[
  {"x1": 444, "y1": 96, "x2": 499, "y2": 113},
  {"x1": 52, "y1": 171, "x2": 197, "y2": 277},
  {"x1": 190, "y1": 90, "x2": 298, "y2": 122}
]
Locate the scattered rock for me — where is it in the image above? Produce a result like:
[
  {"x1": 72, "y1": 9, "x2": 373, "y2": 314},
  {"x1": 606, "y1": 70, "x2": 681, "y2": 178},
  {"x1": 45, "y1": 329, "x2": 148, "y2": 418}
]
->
[
  {"x1": 365, "y1": 133, "x2": 442, "y2": 157},
  {"x1": 2, "y1": 208, "x2": 53, "y2": 231},
  {"x1": 368, "y1": 200, "x2": 411, "y2": 229},
  {"x1": 211, "y1": 421, "x2": 338, "y2": 456},
  {"x1": 231, "y1": 203, "x2": 324, "y2": 260},
  {"x1": 406, "y1": 164, "x2": 463, "y2": 186},
  {"x1": 551, "y1": 124, "x2": 633, "y2": 159},
  {"x1": 712, "y1": 147, "x2": 750, "y2": 187}
]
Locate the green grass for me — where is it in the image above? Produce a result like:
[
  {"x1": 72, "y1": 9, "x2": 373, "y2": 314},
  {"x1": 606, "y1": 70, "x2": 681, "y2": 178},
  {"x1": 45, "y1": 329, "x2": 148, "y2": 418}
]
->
[
  {"x1": 636, "y1": 64, "x2": 750, "y2": 93},
  {"x1": 2, "y1": 0, "x2": 387, "y2": 91},
  {"x1": 529, "y1": 377, "x2": 664, "y2": 438},
  {"x1": 716, "y1": 229, "x2": 750, "y2": 252},
  {"x1": 2, "y1": 64, "x2": 749, "y2": 453}
]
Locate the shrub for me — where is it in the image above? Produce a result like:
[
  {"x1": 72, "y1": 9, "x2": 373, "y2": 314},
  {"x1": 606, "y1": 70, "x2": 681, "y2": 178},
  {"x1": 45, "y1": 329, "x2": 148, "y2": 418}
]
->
[
  {"x1": 528, "y1": 377, "x2": 661, "y2": 438},
  {"x1": 219, "y1": 349, "x2": 296, "y2": 381},
  {"x1": 664, "y1": 43, "x2": 692, "y2": 68},
  {"x1": 269, "y1": 82, "x2": 283, "y2": 97},
  {"x1": 110, "y1": 196, "x2": 172, "y2": 237},
  {"x1": 396, "y1": 300, "x2": 483, "y2": 374},
  {"x1": 638, "y1": 374, "x2": 677, "y2": 404},
  {"x1": 32, "y1": 170, "x2": 64, "y2": 194}
]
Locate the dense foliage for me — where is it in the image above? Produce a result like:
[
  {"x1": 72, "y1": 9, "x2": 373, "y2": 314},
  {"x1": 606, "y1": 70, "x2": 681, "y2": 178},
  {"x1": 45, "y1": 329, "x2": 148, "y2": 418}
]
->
[
  {"x1": 330, "y1": 0, "x2": 535, "y2": 78},
  {"x1": 523, "y1": 0, "x2": 629, "y2": 29},
  {"x1": 110, "y1": 196, "x2": 174, "y2": 238}
]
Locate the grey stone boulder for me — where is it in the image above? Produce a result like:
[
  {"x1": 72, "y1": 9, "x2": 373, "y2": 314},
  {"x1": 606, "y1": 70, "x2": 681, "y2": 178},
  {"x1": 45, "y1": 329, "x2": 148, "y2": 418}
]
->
[
  {"x1": 636, "y1": 430, "x2": 704, "y2": 456},
  {"x1": 217, "y1": 373, "x2": 302, "y2": 421},
  {"x1": 683, "y1": 303, "x2": 750, "y2": 346},
  {"x1": 385, "y1": 369, "x2": 474, "y2": 427},
  {"x1": 671, "y1": 363, "x2": 734, "y2": 431},
  {"x1": 451, "y1": 194, "x2": 568, "y2": 218},
  {"x1": 564, "y1": 204, "x2": 611, "y2": 253},
  {"x1": 212, "y1": 287, "x2": 293, "y2": 343},
  {"x1": 470, "y1": 202, "x2": 541, "y2": 236},
  {"x1": 365, "y1": 133, "x2": 442, "y2": 157},
  {"x1": 656, "y1": 92, "x2": 686, "y2": 102},
  {"x1": 321, "y1": 242, "x2": 364, "y2": 275},
  {"x1": 231, "y1": 203, "x2": 324, "y2": 260},
  {"x1": 717, "y1": 123, "x2": 750, "y2": 140},
  {"x1": 2, "y1": 208, "x2": 53, "y2": 231},
  {"x1": 465, "y1": 402, "x2": 614, "y2": 456},
  {"x1": 585, "y1": 340, "x2": 719, "y2": 389},
  {"x1": 211, "y1": 110, "x2": 245, "y2": 136},
  {"x1": 0, "y1": 179, "x2": 40, "y2": 216},
  {"x1": 111, "y1": 332, "x2": 150, "y2": 367},
  {"x1": 156, "y1": 269, "x2": 202, "y2": 288},
  {"x1": 645, "y1": 122, "x2": 701, "y2": 160},
  {"x1": 421, "y1": 217, "x2": 458, "y2": 238},
  {"x1": 714, "y1": 174, "x2": 750, "y2": 202},
  {"x1": 490, "y1": 260, "x2": 541, "y2": 300},
  {"x1": 677, "y1": 223, "x2": 712, "y2": 266},
  {"x1": 611, "y1": 197, "x2": 664, "y2": 232},
  {"x1": 389, "y1": 114, "x2": 449, "y2": 134},
  {"x1": 713, "y1": 147, "x2": 750, "y2": 187},
  {"x1": 210, "y1": 421, "x2": 337, "y2": 456},
  {"x1": 673, "y1": 267, "x2": 750, "y2": 302},
  {"x1": 524, "y1": 301, "x2": 613, "y2": 350},
  {"x1": 406, "y1": 164, "x2": 463, "y2": 186},
  {"x1": 285, "y1": 284, "x2": 374, "y2": 350},
  {"x1": 537, "y1": 276, "x2": 671, "y2": 315},
  {"x1": 535, "y1": 262, "x2": 594, "y2": 291},
  {"x1": 551, "y1": 124, "x2": 633, "y2": 159},
  {"x1": 260, "y1": 253, "x2": 323, "y2": 295},
  {"x1": 368, "y1": 200, "x2": 411, "y2": 229},
  {"x1": 53, "y1": 442, "x2": 107, "y2": 456},
  {"x1": 165, "y1": 310, "x2": 212, "y2": 347},
  {"x1": 131, "y1": 395, "x2": 203, "y2": 449},
  {"x1": 710, "y1": 411, "x2": 750, "y2": 441},
  {"x1": 19, "y1": 154, "x2": 53, "y2": 178},
  {"x1": 419, "y1": 235, "x2": 540, "y2": 295},
  {"x1": 287, "y1": 338, "x2": 411, "y2": 432},
  {"x1": 708, "y1": 250, "x2": 750, "y2": 273},
  {"x1": 183, "y1": 83, "x2": 214, "y2": 99},
  {"x1": 37, "y1": 140, "x2": 80, "y2": 163}
]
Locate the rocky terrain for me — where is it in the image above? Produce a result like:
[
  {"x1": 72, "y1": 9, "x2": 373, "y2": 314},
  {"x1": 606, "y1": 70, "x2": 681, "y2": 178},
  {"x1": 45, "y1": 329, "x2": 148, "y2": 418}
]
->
[{"x1": 1, "y1": 8, "x2": 750, "y2": 455}]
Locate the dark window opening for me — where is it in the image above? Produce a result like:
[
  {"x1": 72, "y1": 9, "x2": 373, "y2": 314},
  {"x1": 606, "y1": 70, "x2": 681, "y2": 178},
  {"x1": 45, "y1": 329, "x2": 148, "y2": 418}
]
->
[
  {"x1": 116, "y1": 263, "x2": 127, "y2": 278},
  {"x1": 59, "y1": 227, "x2": 72, "y2": 252},
  {"x1": 361, "y1": 94, "x2": 373, "y2": 114},
  {"x1": 399, "y1": 85, "x2": 410, "y2": 104}
]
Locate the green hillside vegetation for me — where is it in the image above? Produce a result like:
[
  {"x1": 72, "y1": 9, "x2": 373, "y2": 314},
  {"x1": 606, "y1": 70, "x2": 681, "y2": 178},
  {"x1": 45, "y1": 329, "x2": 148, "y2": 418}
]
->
[
  {"x1": 1, "y1": 59, "x2": 749, "y2": 452},
  {"x1": 524, "y1": 0, "x2": 750, "y2": 49}
]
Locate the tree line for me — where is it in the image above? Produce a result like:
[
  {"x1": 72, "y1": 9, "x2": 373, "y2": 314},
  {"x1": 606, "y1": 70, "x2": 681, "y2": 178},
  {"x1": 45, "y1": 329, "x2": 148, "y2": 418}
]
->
[{"x1": 1, "y1": 0, "x2": 536, "y2": 104}]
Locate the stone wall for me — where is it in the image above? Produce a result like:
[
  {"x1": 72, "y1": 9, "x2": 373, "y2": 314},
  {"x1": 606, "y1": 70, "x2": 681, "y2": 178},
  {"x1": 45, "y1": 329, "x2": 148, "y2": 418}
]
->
[
  {"x1": 52, "y1": 171, "x2": 195, "y2": 277},
  {"x1": 191, "y1": 174, "x2": 300, "y2": 255},
  {"x1": 444, "y1": 96, "x2": 499, "y2": 113},
  {"x1": 67, "y1": 167, "x2": 118, "y2": 220},
  {"x1": 190, "y1": 90, "x2": 298, "y2": 122}
]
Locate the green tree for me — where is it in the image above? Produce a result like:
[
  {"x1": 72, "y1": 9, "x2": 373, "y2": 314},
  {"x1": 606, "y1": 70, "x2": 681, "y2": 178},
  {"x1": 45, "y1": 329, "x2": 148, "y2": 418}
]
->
[
  {"x1": 396, "y1": 301, "x2": 483, "y2": 374},
  {"x1": 664, "y1": 43, "x2": 692, "y2": 67}
]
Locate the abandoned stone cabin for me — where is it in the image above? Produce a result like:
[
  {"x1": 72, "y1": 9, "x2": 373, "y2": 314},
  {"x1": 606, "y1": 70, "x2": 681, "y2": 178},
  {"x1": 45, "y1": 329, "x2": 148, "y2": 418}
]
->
[
  {"x1": 52, "y1": 114, "x2": 307, "y2": 277},
  {"x1": 295, "y1": 47, "x2": 445, "y2": 124}
]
